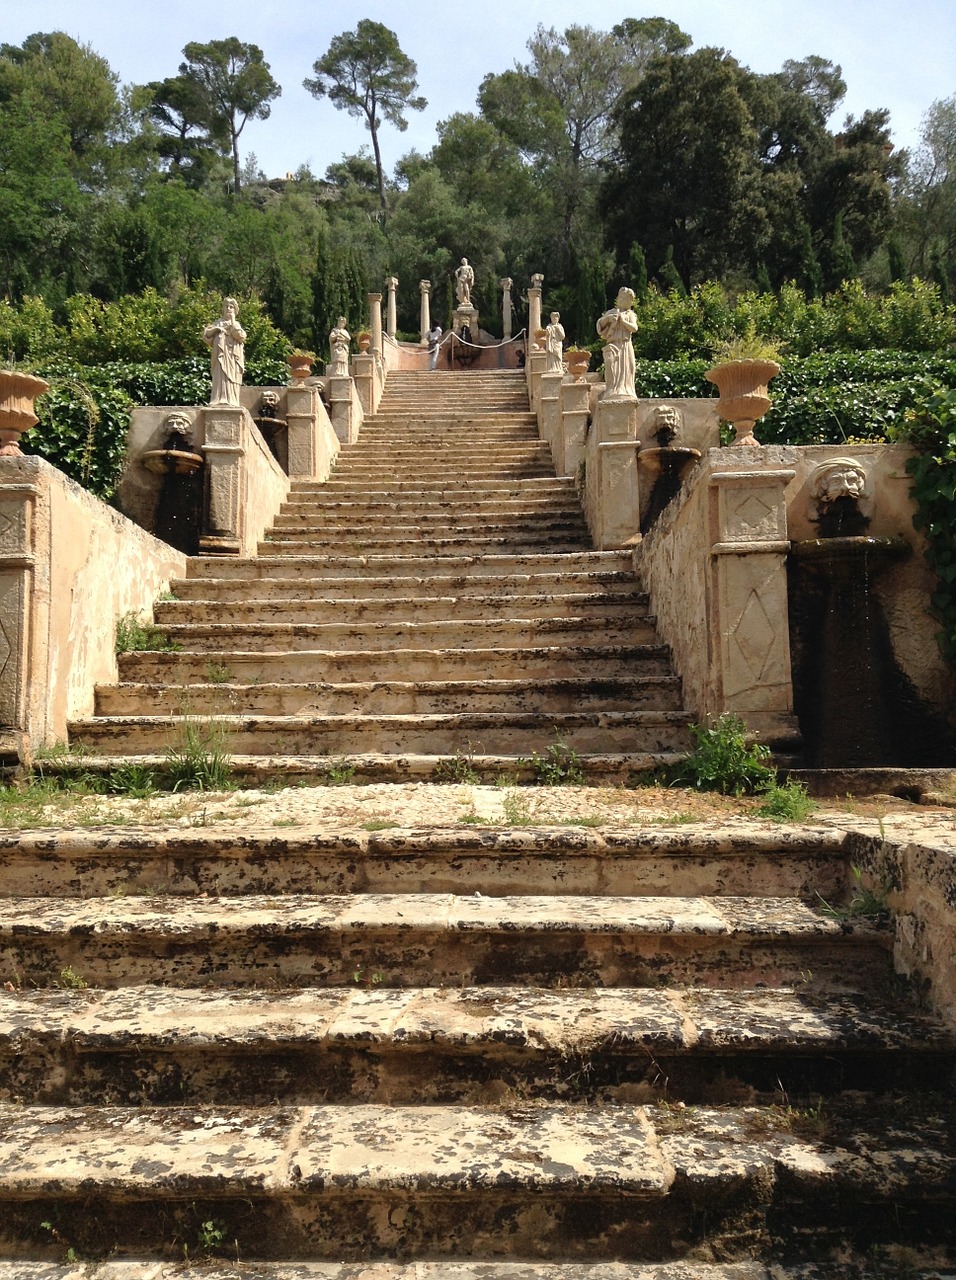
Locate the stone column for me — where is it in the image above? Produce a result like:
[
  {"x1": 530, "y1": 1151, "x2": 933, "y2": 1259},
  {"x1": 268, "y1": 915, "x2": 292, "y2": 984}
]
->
[
  {"x1": 707, "y1": 466, "x2": 799, "y2": 742},
  {"x1": 500, "y1": 277, "x2": 513, "y2": 341},
  {"x1": 385, "y1": 277, "x2": 398, "y2": 340},
  {"x1": 557, "y1": 378, "x2": 590, "y2": 479},
  {"x1": 285, "y1": 384, "x2": 319, "y2": 476},
  {"x1": 528, "y1": 273, "x2": 544, "y2": 343},
  {"x1": 368, "y1": 293, "x2": 383, "y2": 360},
  {"x1": 0, "y1": 472, "x2": 38, "y2": 762},
  {"x1": 200, "y1": 406, "x2": 245, "y2": 555},
  {"x1": 328, "y1": 375, "x2": 361, "y2": 445},
  {"x1": 590, "y1": 400, "x2": 641, "y2": 551},
  {"x1": 419, "y1": 280, "x2": 431, "y2": 343}
]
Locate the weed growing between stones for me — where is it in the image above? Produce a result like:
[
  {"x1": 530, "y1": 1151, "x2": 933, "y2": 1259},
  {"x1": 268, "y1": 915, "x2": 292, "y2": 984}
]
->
[
  {"x1": 115, "y1": 609, "x2": 180, "y2": 654},
  {"x1": 817, "y1": 863, "x2": 891, "y2": 921},
  {"x1": 521, "y1": 735, "x2": 586, "y2": 786},
  {"x1": 669, "y1": 713, "x2": 776, "y2": 796},
  {"x1": 434, "y1": 749, "x2": 482, "y2": 784},
  {"x1": 502, "y1": 791, "x2": 533, "y2": 824},
  {"x1": 755, "y1": 778, "x2": 815, "y2": 822},
  {"x1": 322, "y1": 757, "x2": 356, "y2": 785},
  {"x1": 204, "y1": 661, "x2": 233, "y2": 684},
  {"x1": 164, "y1": 719, "x2": 233, "y2": 792},
  {"x1": 56, "y1": 966, "x2": 86, "y2": 990}
]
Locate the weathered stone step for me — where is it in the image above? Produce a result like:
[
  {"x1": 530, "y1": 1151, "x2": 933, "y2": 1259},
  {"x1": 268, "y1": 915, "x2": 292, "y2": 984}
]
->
[
  {"x1": 258, "y1": 535, "x2": 592, "y2": 557},
  {"x1": 0, "y1": 1098, "x2": 949, "y2": 1260},
  {"x1": 184, "y1": 551, "x2": 633, "y2": 581},
  {"x1": 116, "y1": 642, "x2": 671, "y2": 685},
  {"x1": 112, "y1": 616, "x2": 660, "y2": 654},
  {"x1": 338, "y1": 442, "x2": 550, "y2": 458},
  {"x1": 284, "y1": 488, "x2": 576, "y2": 508},
  {"x1": 0, "y1": 891, "x2": 888, "y2": 989},
  {"x1": 68, "y1": 708, "x2": 693, "y2": 756},
  {"x1": 0, "y1": 826, "x2": 848, "y2": 900},
  {"x1": 360, "y1": 414, "x2": 538, "y2": 427},
  {"x1": 95, "y1": 672, "x2": 680, "y2": 717},
  {"x1": 329, "y1": 465, "x2": 557, "y2": 480},
  {"x1": 0, "y1": 1266, "x2": 949, "y2": 1280},
  {"x1": 169, "y1": 569, "x2": 637, "y2": 602},
  {"x1": 153, "y1": 593, "x2": 647, "y2": 627},
  {"x1": 273, "y1": 499, "x2": 584, "y2": 521},
  {"x1": 292, "y1": 478, "x2": 573, "y2": 496},
  {"x1": 4, "y1": 986, "x2": 951, "y2": 1106},
  {"x1": 269, "y1": 512, "x2": 586, "y2": 534}
]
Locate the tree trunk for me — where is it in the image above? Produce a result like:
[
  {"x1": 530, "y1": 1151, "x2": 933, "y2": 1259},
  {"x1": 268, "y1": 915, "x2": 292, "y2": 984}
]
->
[{"x1": 369, "y1": 120, "x2": 387, "y2": 214}]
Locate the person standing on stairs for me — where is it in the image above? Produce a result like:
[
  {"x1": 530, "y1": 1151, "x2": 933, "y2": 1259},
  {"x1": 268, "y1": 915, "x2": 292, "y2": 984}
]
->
[{"x1": 427, "y1": 323, "x2": 443, "y2": 370}]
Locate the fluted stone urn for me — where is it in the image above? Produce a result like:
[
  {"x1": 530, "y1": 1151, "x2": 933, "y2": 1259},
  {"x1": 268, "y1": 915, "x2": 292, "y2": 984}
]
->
[
  {"x1": 0, "y1": 370, "x2": 50, "y2": 456},
  {"x1": 565, "y1": 348, "x2": 591, "y2": 381},
  {"x1": 705, "y1": 358, "x2": 780, "y2": 447}
]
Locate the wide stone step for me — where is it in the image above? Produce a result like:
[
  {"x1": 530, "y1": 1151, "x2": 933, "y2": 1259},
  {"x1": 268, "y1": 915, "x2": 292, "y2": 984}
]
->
[
  {"x1": 0, "y1": 826, "x2": 848, "y2": 900},
  {"x1": 68, "y1": 708, "x2": 693, "y2": 756},
  {"x1": 360, "y1": 416, "x2": 538, "y2": 429},
  {"x1": 115, "y1": 616, "x2": 659, "y2": 654},
  {"x1": 292, "y1": 479, "x2": 573, "y2": 496},
  {"x1": 273, "y1": 499, "x2": 584, "y2": 522},
  {"x1": 330, "y1": 465, "x2": 557, "y2": 480},
  {"x1": 153, "y1": 593, "x2": 647, "y2": 627},
  {"x1": 184, "y1": 551, "x2": 633, "y2": 581},
  {"x1": 95, "y1": 673, "x2": 680, "y2": 717},
  {"x1": 4, "y1": 985, "x2": 952, "y2": 1106},
  {"x1": 0, "y1": 892, "x2": 887, "y2": 989},
  {"x1": 169, "y1": 569, "x2": 638, "y2": 602},
  {"x1": 284, "y1": 488, "x2": 577, "y2": 508},
  {"x1": 0, "y1": 1266, "x2": 949, "y2": 1280},
  {"x1": 116, "y1": 642, "x2": 672, "y2": 685},
  {"x1": 264, "y1": 516, "x2": 588, "y2": 538},
  {"x1": 258, "y1": 535, "x2": 593, "y2": 557},
  {"x1": 339, "y1": 442, "x2": 550, "y2": 458}
]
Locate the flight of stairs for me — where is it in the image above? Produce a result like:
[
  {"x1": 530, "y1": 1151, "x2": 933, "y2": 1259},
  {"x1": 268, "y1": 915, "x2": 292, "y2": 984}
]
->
[
  {"x1": 69, "y1": 368, "x2": 694, "y2": 780},
  {"x1": 2, "y1": 370, "x2": 952, "y2": 1275}
]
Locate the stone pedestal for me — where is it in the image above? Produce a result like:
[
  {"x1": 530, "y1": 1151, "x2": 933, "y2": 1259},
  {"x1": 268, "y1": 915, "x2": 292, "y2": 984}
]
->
[
  {"x1": 0, "y1": 475, "x2": 38, "y2": 761},
  {"x1": 352, "y1": 354, "x2": 374, "y2": 417},
  {"x1": 527, "y1": 350, "x2": 547, "y2": 413},
  {"x1": 200, "y1": 406, "x2": 245, "y2": 555},
  {"x1": 285, "y1": 384, "x2": 320, "y2": 476},
  {"x1": 592, "y1": 400, "x2": 641, "y2": 551},
  {"x1": 538, "y1": 372, "x2": 563, "y2": 453},
  {"x1": 557, "y1": 380, "x2": 590, "y2": 479},
  {"x1": 707, "y1": 466, "x2": 798, "y2": 742},
  {"x1": 454, "y1": 304, "x2": 478, "y2": 337},
  {"x1": 327, "y1": 376, "x2": 360, "y2": 445}
]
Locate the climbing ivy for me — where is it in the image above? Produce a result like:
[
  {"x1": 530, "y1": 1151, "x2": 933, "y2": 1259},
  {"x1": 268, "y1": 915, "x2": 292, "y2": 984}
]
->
[{"x1": 890, "y1": 386, "x2": 956, "y2": 662}]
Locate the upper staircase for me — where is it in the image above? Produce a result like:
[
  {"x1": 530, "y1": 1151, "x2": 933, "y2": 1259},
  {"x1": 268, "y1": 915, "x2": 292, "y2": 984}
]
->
[{"x1": 70, "y1": 369, "x2": 693, "y2": 780}]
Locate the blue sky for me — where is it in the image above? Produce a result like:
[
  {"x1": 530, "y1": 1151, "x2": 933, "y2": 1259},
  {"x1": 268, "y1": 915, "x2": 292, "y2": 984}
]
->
[{"x1": 5, "y1": 0, "x2": 954, "y2": 179}]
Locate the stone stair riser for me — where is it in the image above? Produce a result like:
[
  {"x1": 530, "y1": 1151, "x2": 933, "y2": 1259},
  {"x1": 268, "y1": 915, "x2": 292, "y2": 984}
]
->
[
  {"x1": 94, "y1": 675, "x2": 683, "y2": 717},
  {"x1": 116, "y1": 644, "x2": 673, "y2": 685},
  {"x1": 68, "y1": 712, "x2": 693, "y2": 756},
  {"x1": 168, "y1": 572, "x2": 638, "y2": 602},
  {"x1": 153, "y1": 597, "x2": 649, "y2": 627},
  {"x1": 183, "y1": 552, "x2": 634, "y2": 581}
]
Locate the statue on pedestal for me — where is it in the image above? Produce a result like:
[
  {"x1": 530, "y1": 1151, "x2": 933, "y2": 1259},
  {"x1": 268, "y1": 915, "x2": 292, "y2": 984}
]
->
[
  {"x1": 545, "y1": 312, "x2": 565, "y2": 374},
  {"x1": 597, "y1": 287, "x2": 638, "y2": 401},
  {"x1": 202, "y1": 297, "x2": 246, "y2": 407},
  {"x1": 455, "y1": 258, "x2": 475, "y2": 307},
  {"x1": 329, "y1": 317, "x2": 351, "y2": 376}
]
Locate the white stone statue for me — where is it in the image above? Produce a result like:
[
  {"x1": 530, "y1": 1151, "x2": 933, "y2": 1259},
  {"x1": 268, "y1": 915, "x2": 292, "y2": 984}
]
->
[
  {"x1": 202, "y1": 297, "x2": 246, "y2": 407},
  {"x1": 597, "y1": 287, "x2": 638, "y2": 401},
  {"x1": 329, "y1": 317, "x2": 351, "y2": 376},
  {"x1": 545, "y1": 312, "x2": 565, "y2": 374},
  {"x1": 455, "y1": 258, "x2": 475, "y2": 307}
]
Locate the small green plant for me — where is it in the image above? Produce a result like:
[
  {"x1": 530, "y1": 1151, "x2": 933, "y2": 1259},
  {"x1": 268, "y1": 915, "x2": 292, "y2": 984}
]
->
[
  {"x1": 164, "y1": 719, "x2": 233, "y2": 792},
  {"x1": 194, "y1": 1217, "x2": 228, "y2": 1255},
  {"x1": 104, "y1": 762, "x2": 157, "y2": 798},
  {"x1": 362, "y1": 819, "x2": 396, "y2": 831},
  {"x1": 818, "y1": 863, "x2": 891, "y2": 921},
  {"x1": 115, "y1": 610, "x2": 180, "y2": 654},
  {"x1": 754, "y1": 778, "x2": 815, "y2": 822},
  {"x1": 524, "y1": 735, "x2": 586, "y2": 786},
  {"x1": 434, "y1": 749, "x2": 482, "y2": 785},
  {"x1": 204, "y1": 661, "x2": 233, "y2": 684},
  {"x1": 352, "y1": 965, "x2": 384, "y2": 988},
  {"x1": 670, "y1": 714, "x2": 775, "y2": 796},
  {"x1": 57, "y1": 966, "x2": 87, "y2": 990},
  {"x1": 712, "y1": 323, "x2": 783, "y2": 364},
  {"x1": 502, "y1": 791, "x2": 533, "y2": 825},
  {"x1": 323, "y1": 757, "x2": 356, "y2": 786}
]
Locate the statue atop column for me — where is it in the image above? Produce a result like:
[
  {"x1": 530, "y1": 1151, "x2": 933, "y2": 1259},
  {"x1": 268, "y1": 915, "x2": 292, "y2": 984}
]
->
[
  {"x1": 545, "y1": 312, "x2": 565, "y2": 374},
  {"x1": 202, "y1": 297, "x2": 246, "y2": 406},
  {"x1": 329, "y1": 317, "x2": 351, "y2": 376},
  {"x1": 597, "y1": 287, "x2": 638, "y2": 401},
  {"x1": 455, "y1": 258, "x2": 475, "y2": 307}
]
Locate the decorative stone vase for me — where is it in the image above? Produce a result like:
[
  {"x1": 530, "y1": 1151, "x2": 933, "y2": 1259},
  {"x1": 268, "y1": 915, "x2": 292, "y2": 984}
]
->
[
  {"x1": 705, "y1": 358, "x2": 780, "y2": 447},
  {"x1": 533, "y1": 328, "x2": 547, "y2": 351},
  {"x1": 565, "y1": 348, "x2": 591, "y2": 381},
  {"x1": 356, "y1": 332, "x2": 372, "y2": 354},
  {"x1": 0, "y1": 370, "x2": 49, "y2": 456},
  {"x1": 288, "y1": 354, "x2": 314, "y2": 383}
]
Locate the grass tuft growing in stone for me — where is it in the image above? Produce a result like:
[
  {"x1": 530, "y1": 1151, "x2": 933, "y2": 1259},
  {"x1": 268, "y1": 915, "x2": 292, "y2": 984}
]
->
[
  {"x1": 115, "y1": 609, "x2": 180, "y2": 654},
  {"x1": 755, "y1": 778, "x2": 815, "y2": 822},
  {"x1": 164, "y1": 719, "x2": 233, "y2": 792},
  {"x1": 670, "y1": 713, "x2": 775, "y2": 796}
]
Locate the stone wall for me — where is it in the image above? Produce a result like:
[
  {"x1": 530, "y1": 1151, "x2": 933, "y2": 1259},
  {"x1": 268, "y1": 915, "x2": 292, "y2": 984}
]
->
[{"x1": 0, "y1": 455, "x2": 186, "y2": 760}]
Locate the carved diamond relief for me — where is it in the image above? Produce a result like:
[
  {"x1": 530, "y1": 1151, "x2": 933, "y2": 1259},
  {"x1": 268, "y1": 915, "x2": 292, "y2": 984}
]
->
[
  {"x1": 725, "y1": 491, "x2": 777, "y2": 541},
  {"x1": 730, "y1": 588, "x2": 777, "y2": 682}
]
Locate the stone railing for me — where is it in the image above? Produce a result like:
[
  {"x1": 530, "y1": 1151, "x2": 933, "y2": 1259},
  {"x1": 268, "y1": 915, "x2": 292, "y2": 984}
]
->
[{"x1": 0, "y1": 455, "x2": 187, "y2": 763}]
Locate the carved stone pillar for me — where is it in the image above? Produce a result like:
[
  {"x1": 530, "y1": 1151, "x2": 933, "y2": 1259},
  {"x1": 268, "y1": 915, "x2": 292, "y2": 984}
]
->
[
  {"x1": 557, "y1": 379, "x2": 590, "y2": 479},
  {"x1": 538, "y1": 371, "x2": 563, "y2": 453},
  {"x1": 707, "y1": 466, "x2": 799, "y2": 743},
  {"x1": 385, "y1": 277, "x2": 398, "y2": 340},
  {"x1": 286, "y1": 384, "x2": 318, "y2": 476},
  {"x1": 200, "y1": 406, "x2": 245, "y2": 555},
  {"x1": 528, "y1": 273, "x2": 544, "y2": 343},
  {"x1": 527, "y1": 349, "x2": 547, "y2": 412},
  {"x1": 0, "y1": 474, "x2": 38, "y2": 761},
  {"x1": 368, "y1": 293, "x2": 383, "y2": 360},
  {"x1": 591, "y1": 400, "x2": 641, "y2": 551},
  {"x1": 419, "y1": 280, "x2": 431, "y2": 343},
  {"x1": 500, "y1": 277, "x2": 513, "y2": 341}
]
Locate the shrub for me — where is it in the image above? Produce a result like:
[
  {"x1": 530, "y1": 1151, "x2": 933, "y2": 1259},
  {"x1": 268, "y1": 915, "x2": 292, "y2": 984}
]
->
[{"x1": 670, "y1": 714, "x2": 776, "y2": 795}]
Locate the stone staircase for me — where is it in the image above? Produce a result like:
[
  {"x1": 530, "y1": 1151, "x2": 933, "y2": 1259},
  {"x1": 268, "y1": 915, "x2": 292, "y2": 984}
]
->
[
  {"x1": 2, "y1": 370, "x2": 953, "y2": 1276},
  {"x1": 69, "y1": 368, "x2": 693, "y2": 781}
]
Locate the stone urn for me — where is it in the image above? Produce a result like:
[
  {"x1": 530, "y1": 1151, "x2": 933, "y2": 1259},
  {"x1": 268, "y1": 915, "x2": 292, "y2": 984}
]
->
[
  {"x1": 565, "y1": 348, "x2": 591, "y2": 381},
  {"x1": 356, "y1": 332, "x2": 372, "y2": 354},
  {"x1": 533, "y1": 328, "x2": 547, "y2": 352},
  {"x1": 705, "y1": 358, "x2": 780, "y2": 447},
  {"x1": 288, "y1": 352, "x2": 315, "y2": 383},
  {"x1": 0, "y1": 370, "x2": 49, "y2": 456}
]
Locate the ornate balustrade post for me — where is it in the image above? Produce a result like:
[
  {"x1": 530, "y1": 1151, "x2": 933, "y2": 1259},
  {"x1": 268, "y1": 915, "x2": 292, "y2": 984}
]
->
[{"x1": 199, "y1": 406, "x2": 245, "y2": 554}]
